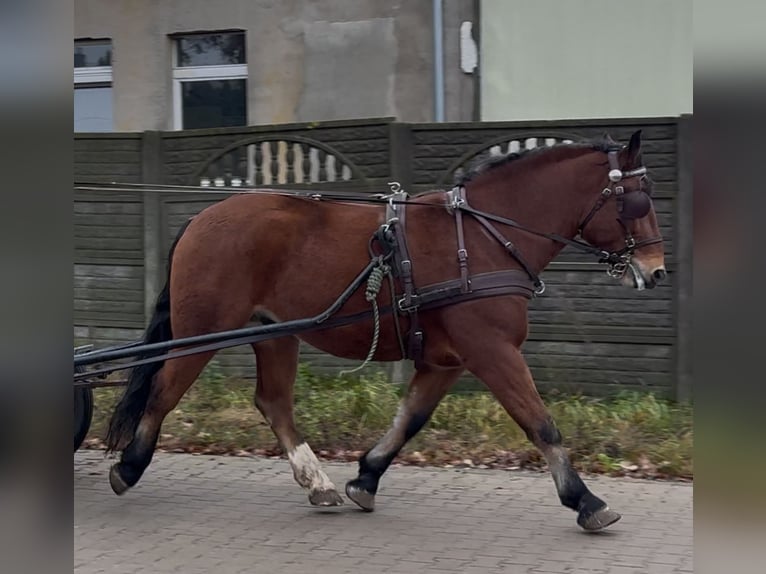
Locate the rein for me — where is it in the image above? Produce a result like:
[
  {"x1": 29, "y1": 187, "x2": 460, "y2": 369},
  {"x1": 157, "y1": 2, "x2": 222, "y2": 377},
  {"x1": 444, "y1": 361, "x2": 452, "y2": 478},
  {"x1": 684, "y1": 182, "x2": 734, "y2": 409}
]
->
[
  {"x1": 74, "y1": 181, "x2": 444, "y2": 208},
  {"x1": 76, "y1": 148, "x2": 662, "y2": 371}
]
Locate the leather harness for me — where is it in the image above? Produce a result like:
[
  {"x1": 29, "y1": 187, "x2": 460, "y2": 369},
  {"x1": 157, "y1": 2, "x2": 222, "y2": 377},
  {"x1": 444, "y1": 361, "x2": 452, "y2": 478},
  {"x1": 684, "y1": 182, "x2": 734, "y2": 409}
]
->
[
  {"x1": 369, "y1": 149, "x2": 662, "y2": 367},
  {"x1": 372, "y1": 187, "x2": 538, "y2": 368}
]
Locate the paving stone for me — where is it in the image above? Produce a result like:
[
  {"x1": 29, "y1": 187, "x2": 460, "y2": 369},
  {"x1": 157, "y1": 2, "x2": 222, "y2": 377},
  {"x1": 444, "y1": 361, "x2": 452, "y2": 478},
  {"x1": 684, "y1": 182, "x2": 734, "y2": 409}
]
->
[{"x1": 75, "y1": 451, "x2": 692, "y2": 574}]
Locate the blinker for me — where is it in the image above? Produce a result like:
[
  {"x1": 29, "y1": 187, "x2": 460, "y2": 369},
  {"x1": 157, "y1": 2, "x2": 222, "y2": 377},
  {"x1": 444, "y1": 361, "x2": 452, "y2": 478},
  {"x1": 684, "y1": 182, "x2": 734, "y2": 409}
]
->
[{"x1": 617, "y1": 190, "x2": 652, "y2": 220}]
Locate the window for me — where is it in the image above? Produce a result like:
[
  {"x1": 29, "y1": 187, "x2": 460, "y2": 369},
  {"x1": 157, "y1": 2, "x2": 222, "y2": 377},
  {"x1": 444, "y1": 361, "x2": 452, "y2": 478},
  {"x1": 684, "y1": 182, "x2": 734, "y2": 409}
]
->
[
  {"x1": 172, "y1": 32, "x2": 248, "y2": 130},
  {"x1": 74, "y1": 40, "x2": 114, "y2": 132}
]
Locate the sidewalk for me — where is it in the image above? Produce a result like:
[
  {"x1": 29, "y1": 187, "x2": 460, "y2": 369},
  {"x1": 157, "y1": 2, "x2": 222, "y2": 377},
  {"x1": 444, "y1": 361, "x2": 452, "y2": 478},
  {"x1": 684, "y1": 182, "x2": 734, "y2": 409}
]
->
[{"x1": 75, "y1": 450, "x2": 692, "y2": 574}]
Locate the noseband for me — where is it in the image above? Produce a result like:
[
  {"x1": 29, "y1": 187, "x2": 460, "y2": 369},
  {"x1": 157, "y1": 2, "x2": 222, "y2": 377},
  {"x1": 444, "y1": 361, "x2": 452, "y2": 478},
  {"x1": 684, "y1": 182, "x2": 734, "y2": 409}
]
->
[{"x1": 446, "y1": 148, "x2": 663, "y2": 290}]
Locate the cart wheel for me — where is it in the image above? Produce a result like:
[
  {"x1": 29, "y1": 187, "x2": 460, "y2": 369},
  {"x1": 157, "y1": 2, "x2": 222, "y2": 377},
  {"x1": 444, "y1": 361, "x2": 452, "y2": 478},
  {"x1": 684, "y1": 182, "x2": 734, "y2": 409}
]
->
[{"x1": 74, "y1": 385, "x2": 94, "y2": 452}]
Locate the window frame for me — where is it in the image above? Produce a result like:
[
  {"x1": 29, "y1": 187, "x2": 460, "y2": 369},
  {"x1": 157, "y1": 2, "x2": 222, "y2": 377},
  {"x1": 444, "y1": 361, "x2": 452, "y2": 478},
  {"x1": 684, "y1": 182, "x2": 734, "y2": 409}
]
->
[
  {"x1": 74, "y1": 39, "x2": 114, "y2": 132},
  {"x1": 171, "y1": 32, "x2": 248, "y2": 130}
]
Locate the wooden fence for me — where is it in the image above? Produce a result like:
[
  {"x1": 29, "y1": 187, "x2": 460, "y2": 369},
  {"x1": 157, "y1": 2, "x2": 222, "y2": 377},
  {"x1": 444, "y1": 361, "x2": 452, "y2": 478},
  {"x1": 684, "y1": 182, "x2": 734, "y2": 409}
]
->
[{"x1": 74, "y1": 115, "x2": 692, "y2": 400}]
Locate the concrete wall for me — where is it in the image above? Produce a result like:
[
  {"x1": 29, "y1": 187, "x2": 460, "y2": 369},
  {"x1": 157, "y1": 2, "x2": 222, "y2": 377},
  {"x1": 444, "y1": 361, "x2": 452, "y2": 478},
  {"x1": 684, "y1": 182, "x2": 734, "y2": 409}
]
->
[
  {"x1": 479, "y1": 0, "x2": 693, "y2": 121},
  {"x1": 74, "y1": 0, "x2": 477, "y2": 131}
]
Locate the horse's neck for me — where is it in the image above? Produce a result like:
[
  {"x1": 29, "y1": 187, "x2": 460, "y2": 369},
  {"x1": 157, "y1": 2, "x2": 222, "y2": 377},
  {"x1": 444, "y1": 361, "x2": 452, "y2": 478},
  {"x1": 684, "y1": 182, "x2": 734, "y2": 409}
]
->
[{"x1": 466, "y1": 160, "x2": 590, "y2": 272}]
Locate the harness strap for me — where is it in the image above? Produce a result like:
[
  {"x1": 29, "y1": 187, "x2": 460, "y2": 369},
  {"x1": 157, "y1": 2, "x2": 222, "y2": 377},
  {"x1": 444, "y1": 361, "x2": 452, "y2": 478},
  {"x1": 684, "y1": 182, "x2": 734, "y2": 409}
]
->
[
  {"x1": 386, "y1": 193, "x2": 425, "y2": 366},
  {"x1": 415, "y1": 269, "x2": 535, "y2": 309},
  {"x1": 467, "y1": 209, "x2": 543, "y2": 291},
  {"x1": 390, "y1": 196, "x2": 416, "y2": 309},
  {"x1": 456, "y1": 201, "x2": 609, "y2": 259},
  {"x1": 453, "y1": 186, "x2": 471, "y2": 294},
  {"x1": 578, "y1": 190, "x2": 611, "y2": 236}
]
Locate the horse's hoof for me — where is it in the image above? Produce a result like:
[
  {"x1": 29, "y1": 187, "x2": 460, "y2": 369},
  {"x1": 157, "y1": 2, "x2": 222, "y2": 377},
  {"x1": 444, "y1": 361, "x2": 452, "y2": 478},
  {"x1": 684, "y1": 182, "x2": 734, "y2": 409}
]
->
[
  {"x1": 109, "y1": 464, "x2": 130, "y2": 496},
  {"x1": 309, "y1": 488, "x2": 344, "y2": 507},
  {"x1": 577, "y1": 504, "x2": 622, "y2": 532},
  {"x1": 345, "y1": 480, "x2": 376, "y2": 512}
]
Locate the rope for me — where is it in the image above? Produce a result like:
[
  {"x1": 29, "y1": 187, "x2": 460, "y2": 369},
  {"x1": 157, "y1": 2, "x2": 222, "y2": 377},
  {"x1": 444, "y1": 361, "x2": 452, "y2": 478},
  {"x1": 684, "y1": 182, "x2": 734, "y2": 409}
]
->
[{"x1": 339, "y1": 259, "x2": 391, "y2": 376}]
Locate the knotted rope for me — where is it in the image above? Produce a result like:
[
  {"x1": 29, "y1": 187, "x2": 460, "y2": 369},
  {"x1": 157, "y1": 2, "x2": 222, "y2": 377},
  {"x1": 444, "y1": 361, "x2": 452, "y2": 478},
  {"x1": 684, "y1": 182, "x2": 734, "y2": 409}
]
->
[{"x1": 339, "y1": 258, "x2": 391, "y2": 376}]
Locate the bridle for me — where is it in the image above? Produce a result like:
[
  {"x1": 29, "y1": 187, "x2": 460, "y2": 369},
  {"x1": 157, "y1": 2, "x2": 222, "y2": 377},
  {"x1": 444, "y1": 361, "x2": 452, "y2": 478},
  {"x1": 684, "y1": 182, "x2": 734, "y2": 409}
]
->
[
  {"x1": 577, "y1": 149, "x2": 663, "y2": 279},
  {"x1": 445, "y1": 148, "x2": 663, "y2": 293}
]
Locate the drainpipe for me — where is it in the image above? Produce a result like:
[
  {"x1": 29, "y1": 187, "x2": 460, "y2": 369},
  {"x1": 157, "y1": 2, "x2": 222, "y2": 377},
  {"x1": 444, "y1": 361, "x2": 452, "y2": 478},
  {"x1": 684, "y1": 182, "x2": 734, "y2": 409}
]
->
[{"x1": 433, "y1": 0, "x2": 445, "y2": 122}]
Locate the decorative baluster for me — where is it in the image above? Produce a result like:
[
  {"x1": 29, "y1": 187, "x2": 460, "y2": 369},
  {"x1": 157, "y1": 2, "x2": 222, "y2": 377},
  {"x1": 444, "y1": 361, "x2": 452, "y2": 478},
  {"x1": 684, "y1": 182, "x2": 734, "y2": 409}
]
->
[
  {"x1": 309, "y1": 148, "x2": 320, "y2": 182},
  {"x1": 327, "y1": 155, "x2": 337, "y2": 182},
  {"x1": 341, "y1": 164, "x2": 352, "y2": 181},
  {"x1": 285, "y1": 142, "x2": 295, "y2": 184},
  {"x1": 293, "y1": 144, "x2": 304, "y2": 183},
  {"x1": 277, "y1": 141, "x2": 288, "y2": 184},
  {"x1": 263, "y1": 142, "x2": 273, "y2": 185}
]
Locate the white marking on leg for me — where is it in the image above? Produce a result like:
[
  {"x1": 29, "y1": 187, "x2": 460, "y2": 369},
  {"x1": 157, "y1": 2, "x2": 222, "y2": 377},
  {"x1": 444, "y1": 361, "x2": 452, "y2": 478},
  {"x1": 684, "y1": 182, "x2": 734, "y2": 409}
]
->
[
  {"x1": 287, "y1": 442, "x2": 336, "y2": 492},
  {"x1": 367, "y1": 398, "x2": 411, "y2": 462},
  {"x1": 545, "y1": 447, "x2": 571, "y2": 493}
]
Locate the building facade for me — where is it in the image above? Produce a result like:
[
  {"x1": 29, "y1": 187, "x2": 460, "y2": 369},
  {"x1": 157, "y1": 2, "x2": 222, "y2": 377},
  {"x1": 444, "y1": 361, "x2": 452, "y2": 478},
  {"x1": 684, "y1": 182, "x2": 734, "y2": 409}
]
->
[
  {"x1": 74, "y1": 0, "x2": 477, "y2": 132},
  {"x1": 479, "y1": 0, "x2": 693, "y2": 121},
  {"x1": 74, "y1": 0, "x2": 692, "y2": 132}
]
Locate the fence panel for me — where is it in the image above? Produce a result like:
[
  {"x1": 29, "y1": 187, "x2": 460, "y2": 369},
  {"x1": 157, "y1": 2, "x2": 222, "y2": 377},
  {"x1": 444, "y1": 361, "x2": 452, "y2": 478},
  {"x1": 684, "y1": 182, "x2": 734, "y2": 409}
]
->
[{"x1": 73, "y1": 117, "x2": 690, "y2": 399}]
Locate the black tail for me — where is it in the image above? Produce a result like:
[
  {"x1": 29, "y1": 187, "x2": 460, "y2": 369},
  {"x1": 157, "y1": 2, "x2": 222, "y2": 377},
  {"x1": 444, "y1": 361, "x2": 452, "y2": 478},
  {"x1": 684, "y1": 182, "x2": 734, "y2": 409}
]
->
[{"x1": 105, "y1": 218, "x2": 193, "y2": 453}]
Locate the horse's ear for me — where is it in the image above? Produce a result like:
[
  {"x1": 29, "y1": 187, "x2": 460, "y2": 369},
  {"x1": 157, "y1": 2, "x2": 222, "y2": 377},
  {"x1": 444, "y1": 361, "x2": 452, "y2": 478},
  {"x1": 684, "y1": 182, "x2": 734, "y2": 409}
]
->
[
  {"x1": 603, "y1": 132, "x2": 618, "y2": 146},
  {"x1": 624, "y1": 129, "x2": 642, "y2": 167}
]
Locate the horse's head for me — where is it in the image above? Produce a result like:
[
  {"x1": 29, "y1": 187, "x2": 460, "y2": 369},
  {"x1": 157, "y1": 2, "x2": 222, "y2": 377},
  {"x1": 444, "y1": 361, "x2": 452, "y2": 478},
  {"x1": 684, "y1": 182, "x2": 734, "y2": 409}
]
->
[{"x1": 577, "y1": 130, "x2": 666, "y2": 290}]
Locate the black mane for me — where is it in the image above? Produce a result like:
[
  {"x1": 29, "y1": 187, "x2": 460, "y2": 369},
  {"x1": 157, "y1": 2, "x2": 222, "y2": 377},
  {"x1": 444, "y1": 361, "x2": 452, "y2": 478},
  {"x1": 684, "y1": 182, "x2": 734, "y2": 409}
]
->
[{"x1": 455, "y1": 137, "x2": 622, "y2": 186}]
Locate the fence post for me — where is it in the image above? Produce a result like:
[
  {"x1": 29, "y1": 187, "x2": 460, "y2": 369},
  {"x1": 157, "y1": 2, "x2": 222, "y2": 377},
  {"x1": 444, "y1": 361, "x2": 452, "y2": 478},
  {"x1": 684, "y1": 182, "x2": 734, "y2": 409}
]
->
[
  {"x1": 141, "y1": 131, "x2": 163, "y2": 325},
  {"x1": 389, "y1": 122, "x2": 414, "y2": 193},
  {"x1": 674, "y1": 114, "x2": 693, "y2": 402}
]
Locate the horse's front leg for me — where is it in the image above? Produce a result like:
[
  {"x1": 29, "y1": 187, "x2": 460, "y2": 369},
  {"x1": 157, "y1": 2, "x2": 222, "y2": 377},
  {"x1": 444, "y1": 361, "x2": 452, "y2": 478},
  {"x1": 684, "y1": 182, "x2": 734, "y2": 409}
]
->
[
  {"x1": 452, "y1": 325, "x2": 621, "y2": 531},
  {"x1": 345, "y1": 365, "x2": 464, "y2": 511}
]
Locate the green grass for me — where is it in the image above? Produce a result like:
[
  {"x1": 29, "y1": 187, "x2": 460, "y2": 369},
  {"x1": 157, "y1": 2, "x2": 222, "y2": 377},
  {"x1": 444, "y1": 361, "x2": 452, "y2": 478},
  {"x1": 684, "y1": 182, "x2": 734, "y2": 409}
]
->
[{"x1": 86, "y1": 362, "x2": 693, "y2": 479}]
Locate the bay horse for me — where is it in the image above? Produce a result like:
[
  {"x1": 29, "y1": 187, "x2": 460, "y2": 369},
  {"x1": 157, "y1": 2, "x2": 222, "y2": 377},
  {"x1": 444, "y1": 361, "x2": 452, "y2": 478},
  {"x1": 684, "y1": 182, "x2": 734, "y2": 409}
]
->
[{"x1": 105, "y1": 130, "x2": 665, "y2": 532}]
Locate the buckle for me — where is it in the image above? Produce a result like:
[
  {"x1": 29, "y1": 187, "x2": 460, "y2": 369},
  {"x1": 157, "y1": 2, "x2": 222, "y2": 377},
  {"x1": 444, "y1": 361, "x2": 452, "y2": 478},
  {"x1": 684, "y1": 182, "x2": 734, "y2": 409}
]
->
[
  {"x1": 447, "y1": 186, "x2": 465, "y2": 210},
  {"x1": 398, "y1": 295, "x2": 420, "y2": 313}
]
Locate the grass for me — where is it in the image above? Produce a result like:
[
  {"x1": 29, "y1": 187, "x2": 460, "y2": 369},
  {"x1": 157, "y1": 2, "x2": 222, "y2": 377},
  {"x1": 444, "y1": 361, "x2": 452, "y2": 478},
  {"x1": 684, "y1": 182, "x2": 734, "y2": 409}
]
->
[{"x1": 85, "y1": 362, "x2": 693, "y2": 480}]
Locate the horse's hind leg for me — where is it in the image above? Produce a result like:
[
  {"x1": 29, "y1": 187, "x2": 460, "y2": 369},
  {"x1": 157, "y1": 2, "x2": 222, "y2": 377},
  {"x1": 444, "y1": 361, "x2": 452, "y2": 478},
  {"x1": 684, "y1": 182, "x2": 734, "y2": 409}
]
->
[
  {"x1": 345, "y1": 365, "x2": 464, "y2": 511},
  {"x1": 252, "y1": 337, "x2": 343, "y2": 507},
  {"x1": 109, "y1": 351, "x2": 215, "y2": 494},
  {"x1": 460, "y1": 341, "x2": 621, "y2": 532}
]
